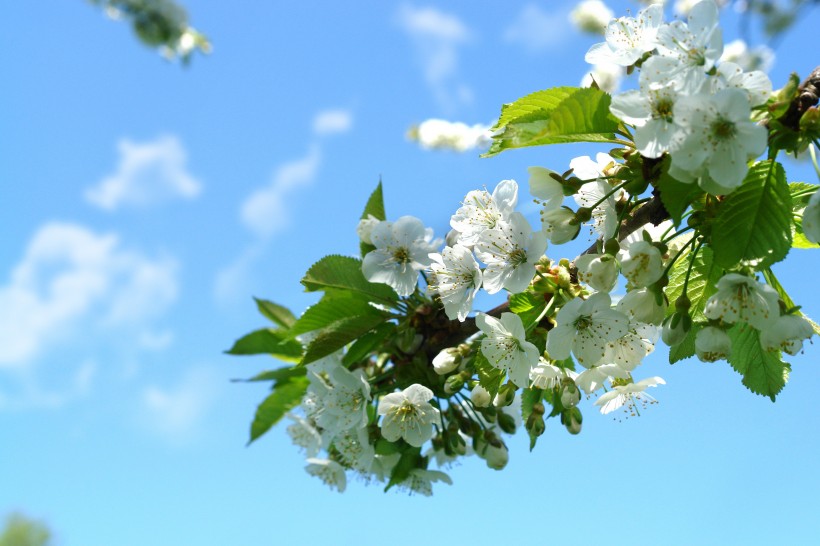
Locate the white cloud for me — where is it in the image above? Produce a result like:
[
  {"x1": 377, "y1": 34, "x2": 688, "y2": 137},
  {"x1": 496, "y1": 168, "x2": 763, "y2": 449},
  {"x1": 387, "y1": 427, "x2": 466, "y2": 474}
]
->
[
  {"x1": 140, "y1": 367, "x2": 221, "y2": 444},
  {"x1": 85, "y1": 135, "x2": 202, "y2": 211},
  {"x1": 0, "y1": 360, "x2": 96, "y2": 410},
  {"x1": 0, "y1": 222, "x2": 178, "y2": 368},
  {"x1": 503, "y1": 4, "x2": 572, "y2": 53},
  {"x1": 396, "y1": 4, "x2": 472, "y2": 111},
  {"x1": 239, "y1": 145, "x2": 321, "y2": 238},
  {"x1": 313, "y1": 109, "x2": 354, "y2": 136}
]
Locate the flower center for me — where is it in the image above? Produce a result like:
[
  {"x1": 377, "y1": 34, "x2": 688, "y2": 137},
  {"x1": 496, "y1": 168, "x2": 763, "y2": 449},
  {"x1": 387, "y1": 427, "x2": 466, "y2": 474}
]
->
[
  {"x1": 509, "y1": 247, "x2": 528, "y2": 267},
  {"x1": 654, "y1": 97, "x2": 674, "y2": 122},
  {"x1": 711, "y1": 117, "x2": 737, "y2": 140},
  {"x1": 392, "y1": 246, "x2": 411, "y2": 264},
  {"x1": 574, "y1": 315, "x2": 593, "y2": 331},
  {"x1": 395, "y1": 401, "x2": 419, "y2": 421}
]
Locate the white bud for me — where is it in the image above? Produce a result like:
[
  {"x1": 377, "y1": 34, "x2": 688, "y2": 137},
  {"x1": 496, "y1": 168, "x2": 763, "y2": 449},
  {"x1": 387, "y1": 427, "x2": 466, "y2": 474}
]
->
[
  {"x1": 432, "y1": 347, "x2": 461, "y2": 375},
  {"x1": 470, "y1": 384, "x2": 491, "y2": 407}
]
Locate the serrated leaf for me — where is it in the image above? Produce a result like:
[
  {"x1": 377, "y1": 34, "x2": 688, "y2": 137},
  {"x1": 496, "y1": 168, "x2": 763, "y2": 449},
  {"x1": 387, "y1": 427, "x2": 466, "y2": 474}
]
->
[
  {"x1": 727, "y1": 324, "x2": 790, "y2": 402},
  {"x1": 301, "y1": 313, "x2": 389, "y2": 365},
  {"x1": 225, "y1": 329, "x2": 303, "y2": 361},
  {"x1": 254, "y1": 298, "x2": 296, "y2": 328},
  {"x1": 301, "y1": 255, "x2": 398, "y2": 305},
  {"x1": 657, "y1": 169, "x2": 704, "y2": 227},
  {"x1": 248, "y1": 376, "x2": 309, "y2": 444},
  {"x1": 484, "y1": 87, "x2": 620, "y2": 157},
  {"x1": 665, "y1": 246, "x2": 723, "y2": 321},
  {"x1": 711, "y1": 161, "x2": 792, "y2": 269},
  {"x1": 290, "y1": 292, "x2": 387, "y2": 338},
  {"x1": 789, "y1": 182, "x2": 819, "y2": 207},
  {"x1": 669, "y1": 323, "x2": 700, "y2": 364},
  {"x1": 509, "y1": 292, "x2": 547, "y2": 329},
  {"x1": 474, "y1": 351, "x2": 505, "y2": 397},
  {"x1": 342, "y1": 322, "x2": 397, "y2": 366},
  {"x1": 360, "y1": 181, "x2": 386, "y2": 257}
]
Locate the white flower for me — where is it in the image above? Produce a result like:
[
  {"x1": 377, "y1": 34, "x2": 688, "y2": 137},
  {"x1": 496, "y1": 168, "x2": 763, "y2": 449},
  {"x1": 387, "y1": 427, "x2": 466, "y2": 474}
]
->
[
  {"x1": 656, "y1": 1, "x2": 723, "y2": 87},
  {"x1": 450, "y1": 179, "x2": 518, "y2": 248},
  {"x1": 695, "y1": 326, "x2": 732, "y2": 361},
  {"x1": 571, "y1": 0, "x2": 614, "y2": 34},
  {"x1": 720, "y1": 39, "x2": 774, "y2": 73},
  {"x1": 610, "y1": 56, "x2": 699, "y2": 158},
  {"x1": 759, "y1": 315, "x2": 814, "y2": 355},
  {"x1": 378, "y1": 384, "x2": 440, "y2": 448},
  {"x1": 305, "y1": 458, "x2": 346, "y2": 492},
  {"x1": 803, "y1": 190, "x2": 820, "y2": 244},
  {"x1": 541, "y1": 207, "x2": 581, "y2": 244},
  {"x1": 470, "y1": 384, "x2": 492, "y2": 407},
  {"x1": 427, "y1": 244, "x2": 482, "y2": 321},
  {"x1": 620, "y1": 240, "x2": 664, "y2": 288},
  {"x1": 594, "y1": 377, "x2": 666, "y2": 416},
  {"x1": 616, "y1": 288, "x2": 668, "y2": 325},
  {"x1": 575, "y1": 363, "x2": 630, "y2": 395},
  {"x1": 414, "y1": 119, "x2": 492, "y2": 152},
  {"x1": 585, "y1": 4, "x2": 664, "y2": 66},
  {"x1": 356, "y1": 214, "x2": 380, "y2": 245},
  {"x1": 675, "y1": 0, "x2": 728, "y2": 16},
  {"x1": 581, "y1": 62, "x2": 624, "y2": 94},
  {"x1": 398, "y1": 469, "x2": 453, "y2": 496},
  {"x1": 546, "y1": 292, "x2": 630, "y2": 367},
  {"x1": 703, "y1": 273, "x2": 780, "y2": 330},
  {"x1": 308, "y1": 364, "x2": 371, "y2": 437},
  {"x1": 575, "y1": 253, "x2": 619, "y2": 293},
  {"x1": 604, "y1": 321, "x2": 658, "y2": 370},
  {"x1": 671, "y1": 88, "x2": 768, "y2": 193},
  {"x1": 477, "y1": 312, "x2": 540, "y2": 388},
  {"x1": 432, "y1": 346, "x2": 462, "y2": 375},
  {"x1": 713, "y1": 61, "x2": 772, "y2": 107},
  {"x1": 528, "y1": 166, "x2": 564, "y2": 212},
  {"x1": 474, "y1": 212, "x2": 548, "y2": 294},
  {"x1": 572, "y1": 154, "x2": 622, "y2": 238},
  {"x1": 286, "y1": 414, "x2": 322, "y2": 457},
  {"x1": 363, "y1": 216, "x2": 439, "y2": 297},
  {"x1": 529, "y1": 359, "x2": 566, "y2": 390},
  {"x1": 334, "y1": 427, "x2": 376, "y2": 472}
]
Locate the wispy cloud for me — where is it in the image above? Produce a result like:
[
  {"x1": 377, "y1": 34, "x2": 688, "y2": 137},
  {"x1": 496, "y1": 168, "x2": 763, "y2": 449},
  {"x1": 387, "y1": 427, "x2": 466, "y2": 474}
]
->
[
  {"x1": 0, "y1": 222, "x2": 178, "y2": 368},
  {"x1": 313, "y1": 109, "x2": 354, "y2": 136},
  {"x1": 139, "y1": 367, "x2": 221, "y2": 445},
  {"x1": 396, "y1": 4, "x2": 473, "y2": 111},
  {"x1": 0, "y1": 360, "x2": 96, "y2": 410},
  {"x1": 85, "y1": 135, "x2": 202, "y2": 211},
  {"x1": 503, "y1": 4, "x2": 572, "y2": 53},
  {"x1": 239, "y1": 145, "x2": 321, "y2": 238}
]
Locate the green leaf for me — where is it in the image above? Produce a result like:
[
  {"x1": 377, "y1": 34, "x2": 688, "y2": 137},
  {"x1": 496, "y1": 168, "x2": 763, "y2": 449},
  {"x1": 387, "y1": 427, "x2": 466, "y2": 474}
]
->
[
  {"x1": 790, "y1": 182, "x2": 820, "y2": 249},
  {"x1": 483, "y1": 87, "x2": 620, "y2": 157},
  {"x1": 248, "y1": 376, "x2": 308, "y2": 444},
  {"x1": 301, "y1": 313, "x2": 389, "y2": 365},
  {"x1": 509, "y1": 292, "x2": 547, "y2": 329},
  {"x1": 226, "y1": 329, "x2": 303, "y2": 361},
  {"x1": 384, "y1": 447, "x2": 421, "y2": 492},
  {"x1": 343, "y1": 322, "x2": 397, "y2": 366},
  {"x1": 474, "y1": 350, "x2": 505, "y2": 397},
  {"x1": 254, "y1": 298, "x2": 296, "y2": 328},
  {"x1": 301, "y1": 255, "x2": 398, "y2": 305},
  {"x1": 235, "y1": 366, "x2": 306, "y2": 384},
  {"x1": 727, "y1": 324, "x2": 790, "y2": 402},
  {"x1": 665, "y1": 246, "x2": 723, "y2": 321},
  {"x1": 669, "y1": 323, "x2": 700, "y2": 364},
  {"x1": 290, "y1": 292, "x2": 388, "y2": 337},
  {"x1": 711, "y1": 161, "x2": 792, "y2": 269},
  {"x1": 657, "y1": 169, "x2": 704, "y2": 227},
  {"x1": 360, "y1": 181, "x2": 386, "y2": 257}
]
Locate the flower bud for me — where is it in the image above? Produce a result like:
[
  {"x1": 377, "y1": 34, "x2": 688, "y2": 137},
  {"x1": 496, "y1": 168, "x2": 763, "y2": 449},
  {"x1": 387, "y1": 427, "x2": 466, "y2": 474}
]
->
[
  {"x1": 662, "y1": 311, "x2": 691, "y2": 346},
  {"x1": 493, "y1": 383, "x2": 517, "y2": 407},
  {"x1": 433, "y1": 347, "x2": 462, "y2": 375},
  {"x1": 470, "y1": 384, "x2": 491, "y2": 407},
  {"x1": 356, "y1": 214, "x2": 381, "y2": 245},
  {"x1": 444, "y1": 371, "x2": 469, "y2": 394},
  {"x1": 560, "y1": 381, "x2": 581, "y2": 408},
  {"x1": 561, "y1": 407, "x2": 583, "y2": 435},
  {"x1": 526, "y1": 412, "x2": 546, "y2": 438},
  {"x1": 497, "y1": 411, "x2": 517, "y2": 434}
]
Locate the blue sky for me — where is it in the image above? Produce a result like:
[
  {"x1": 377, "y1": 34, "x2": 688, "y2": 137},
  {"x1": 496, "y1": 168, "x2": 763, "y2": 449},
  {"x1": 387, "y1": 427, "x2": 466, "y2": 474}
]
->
[{"x1": 1, "y1": 1, "x2": 819, "y2": 544}]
